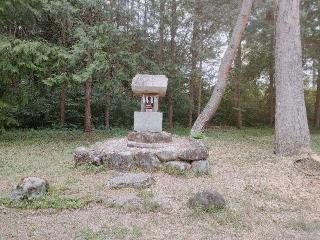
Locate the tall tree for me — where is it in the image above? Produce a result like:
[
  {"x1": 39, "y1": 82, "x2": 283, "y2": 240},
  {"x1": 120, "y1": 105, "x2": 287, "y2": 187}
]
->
[
  {"x1": 191, "y1": 0, "x2": 254, "y2": 134},
  {"x1": 233, "y1": 42, "x2": 242, "y2": 128},
  {"x1": 274, "y1": 0, "x2": 310, "y2": 156}
]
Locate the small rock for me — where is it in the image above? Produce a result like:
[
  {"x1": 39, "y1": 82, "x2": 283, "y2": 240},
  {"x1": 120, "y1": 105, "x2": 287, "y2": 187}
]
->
[
  {"x1": 134, "y1": 152, "x2": 161, "y2": 171},
  {"x1": 11, "y1": 177, "x2": 49, "y2": 201},
  {"x1": 155, "y1": 148, "x2": 178, "y2": 162},
  {"x1": 164, "y1": 161, "x2": 191, "y2": 171},
  {"x1": 108, "y1": 173, "x2": 155, "y2": 189},
  {"x1": 106, "y1": 151, "x2": 134, "y2": 171},
  {"x1": 188, "y1": 190, "x2": 226, "y2": 209},
  {"x1": 191, "y1": 160, "x2": 210, "y2": 174}
]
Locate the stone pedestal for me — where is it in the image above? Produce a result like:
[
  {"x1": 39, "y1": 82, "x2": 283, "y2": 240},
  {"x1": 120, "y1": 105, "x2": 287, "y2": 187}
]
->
[{"x1": 134, "y1": 112, "x2": 162, "y2": 132}]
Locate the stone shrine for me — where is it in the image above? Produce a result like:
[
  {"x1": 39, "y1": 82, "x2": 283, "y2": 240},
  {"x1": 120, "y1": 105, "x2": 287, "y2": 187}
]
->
[
  {"x1": 132, "y1": 74, "x2": 168, "y2": 132},
  {"x1": 74, "y1": 74, "x2": 210, "y2": 174}
]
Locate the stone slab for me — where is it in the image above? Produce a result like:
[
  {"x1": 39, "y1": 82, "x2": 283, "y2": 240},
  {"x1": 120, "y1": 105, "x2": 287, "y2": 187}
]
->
[
  {"x1": 134, "y1": 112, "x2": 162, "y2": 132},
  {"x1": 132, "y1": 74, "x2": 168, "y2": 96},
  {"x1": 127, "y1": 131, "x2": 172, "y2": 143}
]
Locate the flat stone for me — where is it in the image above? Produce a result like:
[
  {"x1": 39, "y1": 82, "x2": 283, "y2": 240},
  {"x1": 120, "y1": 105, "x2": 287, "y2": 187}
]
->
[
  {"x1": 127, "y1": 141, "x2": 165, "y2": 149},
  {"x1": 191, "y1": 160, "x2": 210, "y2": 174},
  {"x1": 155, "y1": 147, "x2": 178, "y2": 162},
  {"x1": 178, "y1": 139, "x2": 209, "y2": 161},
  {"x1": 127, "y1": 131, "x2": 172, "y2": 143},
  {"x1": 105, "y1": 151, "x2": 134, "y2": 171},
  {"x1": 134, "y1": 151, "x2": 161, "y2": 171},
  {"x1": 188, "y1": 190, "x2": 226, "y2": 209},
  {"x1": 108, "y1": 173, "x2": 155, "y2": 189},
  {"x1": 164, "y1": 161, "x2": 191, "y2": 171},
  {"x1": 11, "y1": 177, "x2": 49, "y2": 201}
]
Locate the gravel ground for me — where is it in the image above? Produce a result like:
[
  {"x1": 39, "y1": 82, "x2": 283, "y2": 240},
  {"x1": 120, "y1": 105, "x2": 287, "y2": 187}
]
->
[{"x1": 1, "y1": 129, "x2": 320, "y2": 240}]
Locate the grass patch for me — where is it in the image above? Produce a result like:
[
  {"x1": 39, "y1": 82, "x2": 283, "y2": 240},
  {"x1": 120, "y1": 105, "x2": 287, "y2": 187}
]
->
[
  {"x1": 191, "y1": 207, "x2": 247, "y2": 231},
  {"x1": 138, "y1": 190, "x2": 161, "y2": 213},
  {"x1": 0, "y1": 186, "x2": 92, "y2": 210},
  {"x1": 285, "y1": 219, "x2": 320, "y2": 232},
  {"x1": 77, "y1": 163, "x2": 108, "y2": 174}
]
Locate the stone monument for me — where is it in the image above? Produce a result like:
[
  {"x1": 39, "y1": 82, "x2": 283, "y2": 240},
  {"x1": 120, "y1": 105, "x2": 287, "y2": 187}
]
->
[
  {"x1": 132, "y1": 74, "x2": 168, "y2": 133},
  {"x1": 73, "y1": 74, "x2": 210, "y2": 174}
]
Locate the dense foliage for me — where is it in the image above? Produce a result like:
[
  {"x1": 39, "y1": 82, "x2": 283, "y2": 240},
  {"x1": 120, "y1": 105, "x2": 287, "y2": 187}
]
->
[{"x1": 0, "y1": 0, "x2": 319, "y2": 130}]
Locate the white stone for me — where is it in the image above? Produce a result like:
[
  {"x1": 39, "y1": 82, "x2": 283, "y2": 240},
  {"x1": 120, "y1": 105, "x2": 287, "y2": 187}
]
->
[
  {"x1": 134, "y1": 112, "x2": 162, "y2": 132},
  {"x1": 132, "y1": 74, "x2": 168, "y2": 96}
]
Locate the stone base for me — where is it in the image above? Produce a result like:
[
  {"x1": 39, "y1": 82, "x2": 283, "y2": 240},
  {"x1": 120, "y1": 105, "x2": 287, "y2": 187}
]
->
[
  {"x1": 127, "y1": 131, "x2": 172, "y2": 144},
  {"x1": 74, "y1": 135, "x2": 209, "y2": 174},
  {"x1": 134, "y1": 112, "x2": 162, "y2": 132}
]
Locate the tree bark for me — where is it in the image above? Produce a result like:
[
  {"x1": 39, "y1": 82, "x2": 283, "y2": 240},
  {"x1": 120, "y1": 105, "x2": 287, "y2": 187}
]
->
[
  {"x1": 314, "y1": 65, "x2": 320, "y2": 127},
  {"x1": 233, "y1": 43, "x2": 242, "y2": 128},
  {"x1": 274, "y1": 0, "x2": 310, "y2": 156},
  {"x1": 104, "y1": 93, "x2": 111, "y2": 129},
  {"x1": 191, "y1": 0, "x2": 254, "y2": 134},
  {"x1": 84, "y1": 78, "x2": 92, "y2": 133},
  {"x1": 167, "y1": 0, "x2": 177, "y2": 129},
  {"x1": 159, "y1": 0, "x2": 166, "y2": 65},
  {"x1": 59, "y1": 81, "x2": 66, "y2": 125}
]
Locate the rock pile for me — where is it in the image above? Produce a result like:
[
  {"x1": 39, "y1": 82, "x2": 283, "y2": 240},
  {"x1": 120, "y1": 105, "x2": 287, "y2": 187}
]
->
[{"x1": 74, "y1": 131, "x2": 209, "y2": 174}]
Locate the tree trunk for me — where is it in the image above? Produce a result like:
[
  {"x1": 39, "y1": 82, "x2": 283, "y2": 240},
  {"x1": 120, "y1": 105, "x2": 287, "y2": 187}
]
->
[
  {"x1": 59, "y1": 81, "x2": 66, "y2": 125},
  {"x1": 188, "y1": 1, "x2": 201, "y2": 127},
  {"x1": 84, "y1": 78, "x2": 92, "y2": 133},
  {"x1": 233, "y1": 43, "x2": 242, "y2": 128},
  {"x1": 274, "y1": 0, "x2": 310, "y2": 156},
  {"x1": 314, "y1": 66, "x2": 320, "y2": 127},
  {"x1": 191, "y1": 0, "x2": 254, "y2": 134},
  {"x1": 167, "y1": 0, "x2": 177, "y2": 129},
  {"x1": 159, "y1": 0, "x2": 166, "y2": 65},
  {"x1": 104, "y1": 93, "x2": 111, "y2": 129}
]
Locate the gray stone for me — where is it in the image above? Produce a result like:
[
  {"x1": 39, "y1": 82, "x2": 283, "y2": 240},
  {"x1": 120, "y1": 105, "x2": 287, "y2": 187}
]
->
[
  {"x1": 74, "y1": 147, "x2": 90, "y2": 166},
  {"x1": 108, "y1": 173, "x2": 155, "y2": 189},
  {"x1": 11, "y1": 177, "x2": 49, "y2": 201},
  {"x1": 106, "y1": 193, "x2": 144, "y2": 210},
  {"x1": 127, "y1": 131, "x2": 172, "y2": 143},
  {"x1": 164, "y1": 161, "x2": 191, "y2": 171},
  {"x1": 134, "y1": 151, "x2": 161, "y2": 171},
  {"x1": 191, "y1": 160, "x2": 210, "y2": 174},
  {"x1": 188, "y1": 190, "x2": 226, "y2": 209},
  {"x1": 134, "y1": 112, "x2": 163, "y2": 132},
  {"x1": 178, "y1": 139, "x2": 209, "y2": 161},
  {"x1": 105, "y1": 151, "x2": 134, "y2": 171},
  {"x1": 155, "y1": 148, "x2": 178, "y2": 162},
  {"x1": 132, "y1": 74, "x2": 168, "y2": 96}
]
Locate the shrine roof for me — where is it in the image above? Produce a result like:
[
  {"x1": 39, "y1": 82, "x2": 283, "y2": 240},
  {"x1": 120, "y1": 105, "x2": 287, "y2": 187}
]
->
[{"x1": 132, "y1": 74, "x2": 168, "y2": 96}]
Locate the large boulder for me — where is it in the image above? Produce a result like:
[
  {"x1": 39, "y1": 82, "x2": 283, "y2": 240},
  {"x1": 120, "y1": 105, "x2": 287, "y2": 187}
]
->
[
  {"x1": 188, "y1": 190, "x2": 226, "y2": 210},
  {"x1": 164, "y1": 161, "x2": 191, "y2": 171},
  {"x1": 108, "y1": 173, "x2": 155, "y2": 189},
  {"x1": 127, "y1": 131, "x2": 172, "y2": 143},
  {"x1": 134, "y1": 151, "x2": 161, "y2": 171},
  {"x1": 178, "y1": 139, "x2": 209, "y2": 161},
  {"x1": 11, "y1": 177, "x2": 49, "y2": 201},
  {"x1": 191, "y1": 160, "x2": 210, "y2": 174}
]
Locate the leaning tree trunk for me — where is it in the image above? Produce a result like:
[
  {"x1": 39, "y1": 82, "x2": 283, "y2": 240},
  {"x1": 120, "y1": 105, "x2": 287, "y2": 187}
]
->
[
  {"x1": 274, "y1": 0, "x2": 310, "y2": 156},
  {"x1": 315, "y1": 71, "x2": 320, "y2": 127},
  {"x1": 191, "y1": 0, "x2": 254, "y2": 134},
  {"x1": 233, "y1": 43, "x2": 242, "y2": 129},
  {"x1": 84, "y1": 78, "x2": 92, "y2": 133}
]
